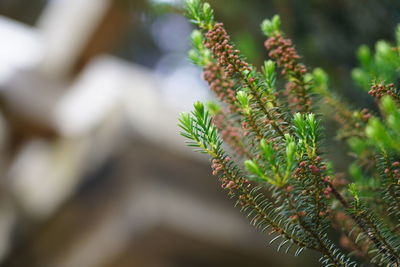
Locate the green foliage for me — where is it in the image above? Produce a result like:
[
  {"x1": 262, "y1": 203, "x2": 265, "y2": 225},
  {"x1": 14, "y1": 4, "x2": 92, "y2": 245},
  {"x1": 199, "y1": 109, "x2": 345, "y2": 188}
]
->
[
  {"x1": 178, "y1": 0, "x2": 400, "y2": 266},
  {"x1": 352, "y1": 28, "x2": 400, "y2": 91},
  {"x1": 205, "y1": 101, "x2": 221, "y2": 115},
  {"x1": 185, "y1": 0, "x2": 214, "y2": 30},
  {"x1": 261, "y1": 15, "x2": 281, "y2": 37},
  {"x1": 188, "y1": 30, "x2": 211, "y2": 66},
  {"x1": 236, "y1": 90, "x2": 250, "y2": 112},
  {"x1": 348, "y1": 183, "x2": 360, "y2": 205},
  {"x1": 363, "y1": 96, "x2": 400, "y2": 153},
  {"x1": 179, "y1": 101, "x2": 220, "y2": 157},
  {"x1": 293, "y1": 113, "x2": 318, "y2": 159},
  {"x1": 312, "y1": 68, "x2": 329, "y2": 95},
  {"x1": 262, "y1": 60, "x2": 276, "y2": 93}
]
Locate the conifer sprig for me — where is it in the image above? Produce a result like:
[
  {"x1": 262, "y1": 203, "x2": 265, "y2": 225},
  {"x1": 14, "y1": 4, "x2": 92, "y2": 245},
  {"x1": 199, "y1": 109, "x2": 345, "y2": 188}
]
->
[
  {"x1": 178, "y1": 0, "x2": 400, "y2": 265},
  {"x1": 179, "y1": 102, "x2": 311, "y2": 251}
]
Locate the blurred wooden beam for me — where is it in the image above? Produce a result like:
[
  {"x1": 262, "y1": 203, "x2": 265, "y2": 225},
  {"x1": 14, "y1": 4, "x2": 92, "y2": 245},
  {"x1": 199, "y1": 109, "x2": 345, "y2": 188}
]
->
[{"x1": 72, "y1": 0, "x2": 146, "y2": 76}]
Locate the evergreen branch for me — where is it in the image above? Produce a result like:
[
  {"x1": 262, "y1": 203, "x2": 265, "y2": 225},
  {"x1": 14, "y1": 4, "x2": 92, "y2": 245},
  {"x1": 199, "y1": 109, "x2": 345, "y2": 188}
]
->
[
  {"x1": 379, "y1": 153, "x2": 400, "y2": 222},
  {"x1": 203, "y1": 21, "x2": 286, "y2": 138},
  {"x1": 278, "y1": 187, "x2": 353, "y2": 267},
  {"x1": 178, "y1": 102, "x2": 311, "y2": 251},
  {"x1": 330, "y1": 182, "x2": 400, "y2": 265},
  {"x1": 263, "y1": 16, "x2": 312, "y2": 113},
  {"x1": 311, "y1": 68, "x2": 371, "y2": 140},
  {"x1": 180, "y1": 1, "x2": 400, "y2": 265}
]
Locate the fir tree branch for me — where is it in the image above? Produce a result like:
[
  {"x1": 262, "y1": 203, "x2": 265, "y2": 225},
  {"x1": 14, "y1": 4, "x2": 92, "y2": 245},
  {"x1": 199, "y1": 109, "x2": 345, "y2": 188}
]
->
[
  {"x1": 179, "y1": 102, "x2": 310, "y2": 250},
  {"x1": 262, "y1": 17, "x2": 312, "y2": 114},
  {"x1": 180, "y1": 1, "x2": 400, "y2": 265},
  {"x1": 203, "y1": 22, "x2": 286, "y2": 139},
  {"x1": 330, "y1": 182, "x2": 400, "y2": 265}
]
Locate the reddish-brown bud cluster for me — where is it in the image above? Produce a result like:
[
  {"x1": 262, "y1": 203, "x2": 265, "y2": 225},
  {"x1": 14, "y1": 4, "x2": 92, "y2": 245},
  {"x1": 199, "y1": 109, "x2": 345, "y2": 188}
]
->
[
  {"x1": 205, "y1": 23, "x2": 251, "y2": 75},
  {"x1": 211, "y1": 159, "x2": 223, "y2": 176},
  {"x1": 213, "y1": 113, "x2": 246, "y2": 155},
  {"x1": 323, "y1": 176, "x2": 331, "y2": 183},
  {"x1": 297, "y1": 162, "x2": 319, "y2": 175},
  {"x1": 369, "y1": 82, "x2": 398, "y2": 99},
  {"x1": 239, "y1": 113, "x2": 266, "y2": 140},
  {"x1": 265, "y1": 34, "x2": 311, "y2": 112},
  {"x1": 294, "y1": 159, "x2": 331, "y2": 194},
  {"x1": 241, "y1": 121, "x2": 250, "y2": 136},
  {"x1": 203, "y1": 62, "x2": 238, "y2": 112},
  {"x1": 222, "y1": 180, "x2": 237, "y2": 190},
  {"x1": 309, "y1": 164, "x2": 320, "y2": 173},
  {"x1": 284, "y1": 79, "x2": 312, "y2": 113},
  {"x1": 212, "y1": 158, "x2": 248, "y2": 193},
  {"x1": 213, "y1": 114, "x2": 241, "y2": 139},
  {"x1": 359, "y1": 108, "x2": 372, "y2": 122},
  {"x1": 299, "y1": 161, "x2": 307, "y2": 167},
  {"x1": 264, "y1": 34, "x2": 307, "y2": 76},
  {"x1": 323, "y1": 186, "x2": 332, "y2": 199},
  {"x1": 384, "y1": 161, "x2": 400, "y2": 179}
]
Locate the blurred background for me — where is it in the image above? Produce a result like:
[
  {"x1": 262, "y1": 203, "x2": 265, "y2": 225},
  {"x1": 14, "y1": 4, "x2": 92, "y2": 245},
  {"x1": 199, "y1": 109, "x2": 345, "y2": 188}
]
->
[{"x1": 0, "y1": 0, "x2": 398, "y2": 266}]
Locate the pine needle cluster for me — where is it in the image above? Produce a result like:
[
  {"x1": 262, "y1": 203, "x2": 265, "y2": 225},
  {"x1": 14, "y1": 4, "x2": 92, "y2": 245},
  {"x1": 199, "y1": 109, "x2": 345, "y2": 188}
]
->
[{"x1": 179, "y1": 1, "x2": 400, "y2": 265}]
